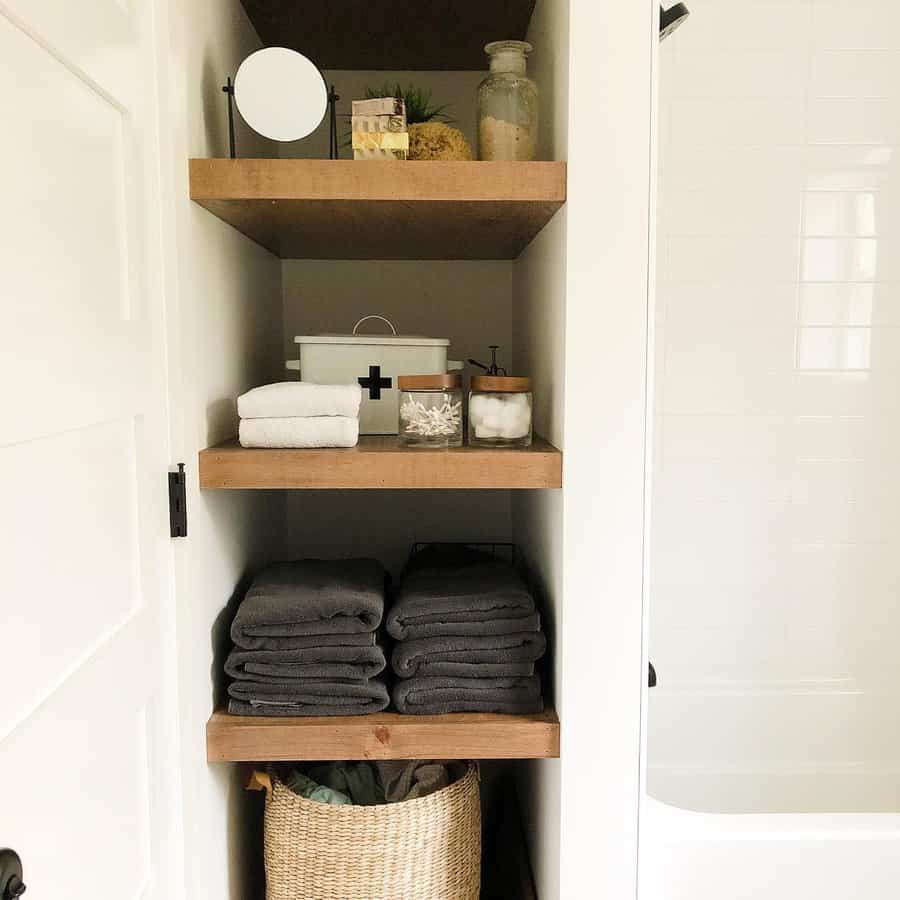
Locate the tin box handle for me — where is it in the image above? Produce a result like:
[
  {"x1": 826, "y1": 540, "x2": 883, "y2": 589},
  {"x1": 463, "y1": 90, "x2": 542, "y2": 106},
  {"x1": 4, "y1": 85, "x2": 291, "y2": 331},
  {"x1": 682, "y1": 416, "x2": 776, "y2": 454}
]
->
[{"x1": 352, "y1": 315, "x2": 398, "y2": 336}]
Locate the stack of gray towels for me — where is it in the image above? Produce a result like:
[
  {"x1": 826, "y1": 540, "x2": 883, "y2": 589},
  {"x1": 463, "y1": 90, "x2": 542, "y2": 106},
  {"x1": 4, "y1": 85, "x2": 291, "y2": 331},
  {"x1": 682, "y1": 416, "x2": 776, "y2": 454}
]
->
[
  {"x1": 387, "y1": 546, "x2": 546, "y2": 715},
  {"x1": 226, "y1": 559, "x2": 390, "y2": 717}
]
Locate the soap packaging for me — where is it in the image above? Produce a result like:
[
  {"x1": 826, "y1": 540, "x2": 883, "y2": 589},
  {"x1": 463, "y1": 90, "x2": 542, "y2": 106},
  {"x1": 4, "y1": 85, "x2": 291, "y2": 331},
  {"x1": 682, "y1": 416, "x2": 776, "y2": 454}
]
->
[
  {"x1": 352, "y1": 114, "x2": 407, "y2": 133},
  {"x1": 352, "y1": 132, "x2": 410, "y2": 160},
  {"x1": 352, "y1": 97, "x2": 406, "y2": 118},
  {"x1": 352, "y1": 97, "x2": 408, "y2": 160}
]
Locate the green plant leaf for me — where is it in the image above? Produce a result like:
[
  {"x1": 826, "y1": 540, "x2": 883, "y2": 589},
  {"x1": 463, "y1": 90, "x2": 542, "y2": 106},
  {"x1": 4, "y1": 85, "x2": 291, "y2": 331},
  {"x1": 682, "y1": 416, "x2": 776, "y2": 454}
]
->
[{"x1": 362, "y1": 83, "x2": 454, "y2": 125}]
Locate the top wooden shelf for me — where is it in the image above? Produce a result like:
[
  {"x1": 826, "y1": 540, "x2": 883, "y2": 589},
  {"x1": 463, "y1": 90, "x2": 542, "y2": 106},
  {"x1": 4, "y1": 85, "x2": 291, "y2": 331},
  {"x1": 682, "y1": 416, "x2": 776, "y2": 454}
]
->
[
  {"x1": 189, "y1": 159, "x2": 566, "y2": 260},
  {"x1": 240, "y1": 0, "x2": 537, "y2": 71}
]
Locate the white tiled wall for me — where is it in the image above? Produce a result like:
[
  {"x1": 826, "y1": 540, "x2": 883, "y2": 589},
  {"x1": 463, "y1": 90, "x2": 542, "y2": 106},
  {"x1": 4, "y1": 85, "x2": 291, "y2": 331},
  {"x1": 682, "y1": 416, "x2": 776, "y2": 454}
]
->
[{"x1": 650, "y1": 0, "x2": 900, "y2": 811}]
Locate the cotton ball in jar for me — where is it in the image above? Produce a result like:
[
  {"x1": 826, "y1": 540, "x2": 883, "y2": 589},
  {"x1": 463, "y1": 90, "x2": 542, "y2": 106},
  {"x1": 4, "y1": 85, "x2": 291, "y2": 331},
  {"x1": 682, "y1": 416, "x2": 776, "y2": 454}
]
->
[
  {"x1": 469, "y1": 393, "x2": 489, "y2": 427},
  {"x1": 499, "y1": 400, "x2": 520, "y2": 431},
  {"x1": 500, "y1": 401, "x2": 531, "y2": 439},
  {"x1": 483, "y1": 396, "x2": 505, "y2": 418},
  {"x1": 477, "y1": 396, "x2": 505, "y2": 430}
]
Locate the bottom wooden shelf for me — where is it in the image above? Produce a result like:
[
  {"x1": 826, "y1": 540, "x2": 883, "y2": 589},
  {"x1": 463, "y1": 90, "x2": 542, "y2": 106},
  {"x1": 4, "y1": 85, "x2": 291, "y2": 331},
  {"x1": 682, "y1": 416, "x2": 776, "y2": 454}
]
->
[{"x1": 207, "y1": 709, "x2": 560, "y2": 762}]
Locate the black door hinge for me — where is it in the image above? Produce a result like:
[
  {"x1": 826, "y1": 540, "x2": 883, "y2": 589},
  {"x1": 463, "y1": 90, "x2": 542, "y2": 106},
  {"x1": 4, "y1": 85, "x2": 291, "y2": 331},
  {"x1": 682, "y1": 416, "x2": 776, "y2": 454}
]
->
[{"x1": 169, "y1": 463, "x2": 187, "y2": 538}]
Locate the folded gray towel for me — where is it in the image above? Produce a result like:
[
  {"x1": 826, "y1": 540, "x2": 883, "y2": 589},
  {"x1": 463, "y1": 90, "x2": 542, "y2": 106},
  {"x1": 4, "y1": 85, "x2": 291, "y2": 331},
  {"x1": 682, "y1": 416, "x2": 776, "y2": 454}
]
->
[
  {"x1": 228, "y1": 631, "x2": 377, "y2": 652},
  {"x1": 231, "y1": 559, "x2": 386, "y2": 649},
  {"x1": 386, "y1": 613, "x2": 543, "y2": 641},
  {"x1": 386, "y1": 549, "x2": 537, "y2": 641},
  {"x1": 392, "y1": 632, "x2": 546, "y2": 679},
  {"x1": 226, "y1": 644, "x2": 387, "y2": 682},
  {"x1": 392, "y1": 675, "x2": 543, "y2": 715},
  {"x1": 228, "y1": 679, "x2": 390, "y2": 717}
]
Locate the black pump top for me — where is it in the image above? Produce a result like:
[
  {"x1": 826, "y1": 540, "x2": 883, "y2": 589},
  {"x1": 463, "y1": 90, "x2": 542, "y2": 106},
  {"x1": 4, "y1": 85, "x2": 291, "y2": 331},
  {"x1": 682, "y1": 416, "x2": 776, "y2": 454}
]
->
[{"x1": 468, "y1": 345, "x2": 508, "y2": 376}]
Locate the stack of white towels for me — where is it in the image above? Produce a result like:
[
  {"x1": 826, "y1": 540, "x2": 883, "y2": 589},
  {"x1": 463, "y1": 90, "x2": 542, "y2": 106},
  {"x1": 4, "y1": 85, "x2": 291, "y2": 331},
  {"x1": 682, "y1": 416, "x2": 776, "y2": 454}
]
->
[{"x1": 238, "y1": 382, "x2": 363, "y2": 449}]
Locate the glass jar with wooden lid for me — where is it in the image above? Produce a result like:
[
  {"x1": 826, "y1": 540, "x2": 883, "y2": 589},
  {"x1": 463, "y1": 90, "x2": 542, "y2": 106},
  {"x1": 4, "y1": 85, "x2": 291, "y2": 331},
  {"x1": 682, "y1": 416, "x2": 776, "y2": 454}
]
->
[
  {"x1": 398, "y1": 374, "x2": 463, "y2": 448},
  {"x1": 468, "y1": 376, "x2": 533, "y2": 448}
]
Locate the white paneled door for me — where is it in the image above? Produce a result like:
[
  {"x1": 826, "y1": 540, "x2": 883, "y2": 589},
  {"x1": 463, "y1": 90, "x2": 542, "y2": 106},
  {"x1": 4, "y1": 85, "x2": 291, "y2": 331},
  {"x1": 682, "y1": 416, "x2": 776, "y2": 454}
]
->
[{"x1": 0, "y1": 0, "x2": 181, "y2": 897}]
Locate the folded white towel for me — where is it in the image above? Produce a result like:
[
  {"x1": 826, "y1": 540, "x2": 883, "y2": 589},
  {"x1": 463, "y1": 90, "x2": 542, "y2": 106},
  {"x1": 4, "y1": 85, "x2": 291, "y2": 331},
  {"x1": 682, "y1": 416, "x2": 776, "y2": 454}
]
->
[
  {"x1": 239, "y1": 417, "x2": 359, "y2": 449},
  {"x1": 238, "y1": 382, "x2": 362, "y2": 420}
]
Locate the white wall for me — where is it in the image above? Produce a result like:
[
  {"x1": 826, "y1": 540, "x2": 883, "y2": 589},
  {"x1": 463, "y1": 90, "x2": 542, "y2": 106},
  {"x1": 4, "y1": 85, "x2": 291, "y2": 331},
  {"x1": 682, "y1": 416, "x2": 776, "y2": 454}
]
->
[
  {"x1": 650, "y1": 0, "x2": 900, "y2": 812},
  {"x1": 165, "y1": 2, "x2": 285, "y2": 898},
  {"x1": 511, "y1": 214, "x2": 565, "y2": 899},
  {"x1": 513, "y1": 0, "x2": 657, "y2": 896},
  {"x1": 557, "y1": 0, "x2": 655, "y2": 894},
  {"x1": 509, "y1": 2, "x2": 570, "y2": 894}
]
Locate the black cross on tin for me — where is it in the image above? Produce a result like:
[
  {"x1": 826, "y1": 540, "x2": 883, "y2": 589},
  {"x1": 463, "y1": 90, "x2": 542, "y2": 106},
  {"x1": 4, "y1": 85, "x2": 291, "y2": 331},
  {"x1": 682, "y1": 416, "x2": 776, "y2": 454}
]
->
[{"x1": 358, "y1": 365, "x2": 392, "y2": 400}]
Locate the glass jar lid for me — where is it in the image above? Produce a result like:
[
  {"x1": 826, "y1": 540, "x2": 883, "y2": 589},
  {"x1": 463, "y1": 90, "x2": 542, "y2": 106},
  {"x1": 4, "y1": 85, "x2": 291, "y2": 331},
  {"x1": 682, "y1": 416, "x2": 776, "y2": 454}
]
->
[
  {"x1": 484, "y1": 41, "x2": 532, "y2": 75},
  {"x1": 397, "y1": 374, "x2": 462, "y2": 391},
  {"x1": 484, "y1": 40, "x2": 533, "y2": 57},
  {"x1": 470, "y1": 375, "x2": 532, "y2": 393}
]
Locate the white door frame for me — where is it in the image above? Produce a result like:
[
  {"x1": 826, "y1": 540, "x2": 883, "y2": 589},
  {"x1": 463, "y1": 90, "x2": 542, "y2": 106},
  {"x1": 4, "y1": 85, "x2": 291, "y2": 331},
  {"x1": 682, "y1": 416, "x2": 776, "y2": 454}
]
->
[{"x1": 560, "y1": 1, "x2": 657, "y2": 897}]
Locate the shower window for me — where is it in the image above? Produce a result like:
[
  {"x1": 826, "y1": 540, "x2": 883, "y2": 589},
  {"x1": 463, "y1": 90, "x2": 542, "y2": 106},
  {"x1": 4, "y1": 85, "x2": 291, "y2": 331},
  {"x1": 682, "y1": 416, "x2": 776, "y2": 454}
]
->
[{"x1": 648, "y1": 0, "x2": 900, "y2": 814}]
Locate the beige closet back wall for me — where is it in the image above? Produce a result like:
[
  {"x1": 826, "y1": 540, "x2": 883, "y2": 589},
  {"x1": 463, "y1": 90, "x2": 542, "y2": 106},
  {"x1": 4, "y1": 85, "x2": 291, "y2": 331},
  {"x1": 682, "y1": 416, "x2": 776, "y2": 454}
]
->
[
  {"x1": 278, "y1": 71, "x2": 514, "y2": 571},
  {"x1": 282, "y1": 259, "x2": 514, "y2": 574}
]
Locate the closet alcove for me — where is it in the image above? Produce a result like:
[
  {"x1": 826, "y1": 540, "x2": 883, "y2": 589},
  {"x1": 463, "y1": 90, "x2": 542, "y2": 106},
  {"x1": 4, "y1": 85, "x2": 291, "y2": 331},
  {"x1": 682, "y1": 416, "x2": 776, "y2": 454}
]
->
[{"x1": 186, "y1": 1, "x2": 570, "y2": 895}]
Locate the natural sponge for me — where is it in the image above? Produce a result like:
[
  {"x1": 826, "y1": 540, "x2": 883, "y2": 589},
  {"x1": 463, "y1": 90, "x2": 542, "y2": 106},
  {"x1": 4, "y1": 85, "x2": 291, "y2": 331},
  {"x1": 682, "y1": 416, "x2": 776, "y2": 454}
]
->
[{"x1": 408, "y1": 123, "x2": 473, "y2": 161}]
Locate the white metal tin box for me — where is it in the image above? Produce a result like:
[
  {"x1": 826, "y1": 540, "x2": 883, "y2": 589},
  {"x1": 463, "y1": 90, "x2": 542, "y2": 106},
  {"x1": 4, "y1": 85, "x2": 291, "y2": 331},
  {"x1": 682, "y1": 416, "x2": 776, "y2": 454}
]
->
[{"x1": 289, "y1": 317, "x2": 460, "y2": 435}]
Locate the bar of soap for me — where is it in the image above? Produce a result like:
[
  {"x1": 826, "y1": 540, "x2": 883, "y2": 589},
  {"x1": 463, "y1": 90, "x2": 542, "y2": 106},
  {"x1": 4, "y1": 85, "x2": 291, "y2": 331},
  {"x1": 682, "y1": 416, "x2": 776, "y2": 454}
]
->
[
  {"x1": 352, "y1": 97, "x2": 405, "y2": 117},
  {"x1": 352, "y1": 114, "x2": 407, "y2": 133},
  {"x1": 352, "y1": 132, "x2": 410, "y2": 151},
  {"x1": 353, "y1": 147, "x2": 408, "y2": 160}
]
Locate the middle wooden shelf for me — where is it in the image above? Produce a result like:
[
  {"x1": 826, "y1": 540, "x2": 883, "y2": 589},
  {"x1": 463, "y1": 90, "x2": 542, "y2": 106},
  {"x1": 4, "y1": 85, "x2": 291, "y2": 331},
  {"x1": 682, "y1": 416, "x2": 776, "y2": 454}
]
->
[{"x1": 199, "y1": 436, "x2": 563, "y2": 490}]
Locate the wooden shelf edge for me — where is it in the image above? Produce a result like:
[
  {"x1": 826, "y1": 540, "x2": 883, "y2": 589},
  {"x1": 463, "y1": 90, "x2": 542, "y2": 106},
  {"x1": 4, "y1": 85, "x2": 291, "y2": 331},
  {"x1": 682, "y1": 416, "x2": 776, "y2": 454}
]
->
[
  {"x1": 207, "y1": 708, "x2": 560, "y2": 762},
  {"x1": 188, "y1": 159, "x2": 566, "y2": 259},
  {"x1": 189, "y1": 159, "x2": 567, "y2": 204},
  {"x1": 199, "y1": 436, "x2": 563, "y2": 490}
]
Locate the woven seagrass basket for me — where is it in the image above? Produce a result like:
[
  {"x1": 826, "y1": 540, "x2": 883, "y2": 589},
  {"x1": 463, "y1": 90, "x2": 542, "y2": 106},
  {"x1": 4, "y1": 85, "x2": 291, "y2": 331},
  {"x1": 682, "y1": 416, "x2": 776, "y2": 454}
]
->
[{"x1": 251, "y1": 763, "x2": 481, "y2": 900}]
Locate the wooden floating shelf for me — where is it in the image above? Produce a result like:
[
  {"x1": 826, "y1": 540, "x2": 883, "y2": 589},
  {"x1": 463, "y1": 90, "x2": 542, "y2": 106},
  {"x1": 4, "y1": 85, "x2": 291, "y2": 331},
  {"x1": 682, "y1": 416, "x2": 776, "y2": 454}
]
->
[
  {"x1": 240, "y1": 0, "x2": 537, "y2": 71},
  {"x1": 189, "y1": 159, "x2": 567, "y2": 260},
  {"x1": 207, "y1": 709, "x2": 560, "y2": 762},
  {"x1": 199, "y1": 436, "x2": 562, "y2": 490}
]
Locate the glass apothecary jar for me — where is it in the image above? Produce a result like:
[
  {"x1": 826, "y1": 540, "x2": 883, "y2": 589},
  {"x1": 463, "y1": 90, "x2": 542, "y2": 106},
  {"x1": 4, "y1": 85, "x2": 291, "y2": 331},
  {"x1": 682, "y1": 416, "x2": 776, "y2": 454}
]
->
[
  {"x1": 468, "y1": 376, "x2": 533, "y2": 448},
  {"x1": 398, "y1": 374, "x2": 463, "y2": 448},
  {"x1": 477, "y1": 41, "x2": 538, "y2": 161}
]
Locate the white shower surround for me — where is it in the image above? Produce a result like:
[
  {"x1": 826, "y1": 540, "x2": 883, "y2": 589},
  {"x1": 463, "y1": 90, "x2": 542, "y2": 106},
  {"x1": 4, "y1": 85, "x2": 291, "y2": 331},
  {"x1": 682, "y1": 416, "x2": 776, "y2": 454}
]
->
[
  {"x1": 642, "y1": 0, "x2": 900, "y2": 895},
  {"x1": 640, "y1": 797, "x2": 900, "y2": 898}
]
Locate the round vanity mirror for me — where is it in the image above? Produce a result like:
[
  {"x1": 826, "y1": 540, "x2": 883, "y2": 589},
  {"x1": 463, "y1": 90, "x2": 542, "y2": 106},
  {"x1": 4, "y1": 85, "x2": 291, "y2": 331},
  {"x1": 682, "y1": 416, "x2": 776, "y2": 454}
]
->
[{"x1": 234, "y1": 47, "x2": 328, "y2": 142}]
